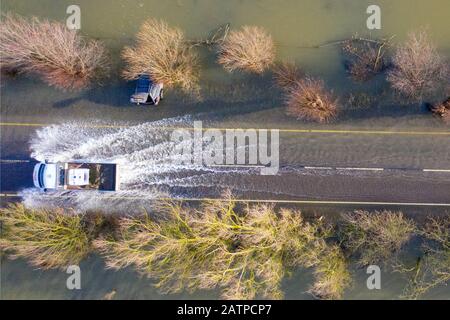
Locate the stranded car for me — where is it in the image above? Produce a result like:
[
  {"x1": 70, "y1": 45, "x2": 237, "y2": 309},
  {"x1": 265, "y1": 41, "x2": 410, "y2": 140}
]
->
[
  {"x1": 130, "y1": 74, "x2": 164, "y2": 105},
  {"x1": 33, "y1": 162, "x2": 119, "y2": 192}
]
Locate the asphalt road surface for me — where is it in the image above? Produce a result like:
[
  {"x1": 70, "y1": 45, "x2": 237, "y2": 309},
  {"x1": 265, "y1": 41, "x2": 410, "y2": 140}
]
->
[{"x1": 1, "y1": 122, "x2": 449, "y2": 207}]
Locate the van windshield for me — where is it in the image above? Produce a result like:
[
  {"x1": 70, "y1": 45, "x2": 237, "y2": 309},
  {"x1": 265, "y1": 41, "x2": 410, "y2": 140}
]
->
[
  {"x1": 59, "y1": 166, "x2": 65, "y2": 186},
  {"x1": 38, "y1": 164, "x2": 45, "y2": 188}
]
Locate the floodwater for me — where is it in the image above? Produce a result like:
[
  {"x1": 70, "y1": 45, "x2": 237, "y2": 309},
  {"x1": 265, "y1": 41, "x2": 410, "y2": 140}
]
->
[
  {"x1": 1, "y1": 0, "x2": 449, "y2": 300},
  {"x1": 2, "y1": 0, "x2": 450, "y2": 129}
]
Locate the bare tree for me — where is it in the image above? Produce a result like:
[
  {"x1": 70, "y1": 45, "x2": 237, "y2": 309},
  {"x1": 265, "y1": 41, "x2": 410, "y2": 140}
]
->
[
  {"x1": 94, "y1": 198, "x2": 331, "y2": 300},
  {"x1": 431, "y1": 97, "x2": 450, "y2": 124},
  {"x1": 309, "y1": 244, "x2": 352, "y2": 300},
  {"x1": 0, "y1": 14, "x2": 108, "y2": 90},
  {"x1": 122, "y1": 19, "x2": 200, "y2": 95},
  {"x1": 285, "y1": 77, "x2": 339, "y2": 123},
  {"x1": 398, "y1": 215, "x2": 449, "y2": 299},
  {"x1": 342, "y1": 37, "x2": 391, "y2": 82},
  {"x1": 0, "y1": 204, "x2": 93, "y2": 269},
  {"x1": 217, "y1": 26, "x2": 275, "y2": 74},
  {"x1": 339, "y1": 210, "x2": 416, "y2": 266},
  {"x1": 272, "y1": 61, "x2": 303, "y2": 88},
  {"x1": 387, "y1": 30, "x2": 449, "y2": 102}
]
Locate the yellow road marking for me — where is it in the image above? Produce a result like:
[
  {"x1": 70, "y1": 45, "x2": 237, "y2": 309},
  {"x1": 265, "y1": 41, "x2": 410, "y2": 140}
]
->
[
  {"x1": 1, "y1": 193, "x2": 449, "y2": 206},
  {"x1": 1, "y1": 122, "x2": 450, "y2": 136},
  {"x1": 0, "y1": 122, "x2": 125, "y2": 129}
]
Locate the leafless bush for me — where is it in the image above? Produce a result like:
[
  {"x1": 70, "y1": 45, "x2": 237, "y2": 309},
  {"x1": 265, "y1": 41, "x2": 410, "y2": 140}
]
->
[
  {"x1": 272, "y1": 62, "x2": 303, "y2": 88},
  {"x1": 217, "y1": 26, "x2": 275, "y2": 74},
  {"x1": 339, "y1": 210, "x2": 416, "y2": 266},
  {"x1": 342, "y1": 37, "x2": 390, "y2": 82},
  {"x1": 399, "y1": 215, "x2": 449, "y2": 299},
  {"x1": 285, "y1": 77, "x2": 339, "y2": 123},
  {"x1": 94, "y1": 197, "x2": 330, "y2": 300},
  {"x1": 0, "y1": 14, "x2": 109, "y2": 90},
  {"x1": 309, "y1": 245, "x2": 352, "y2": 300},
  {"x1": 387, "y1": 30, "x2": 449, "y2": 101},
  {"x1": 122, "y1": 19, "x2": 200, "y2": 94},
  {"x1": 431, "y1": 97, "x2": 450, "y2": 124},
  {"x1": 0, "y1": 203, "x2": 92, "y2": 269}
]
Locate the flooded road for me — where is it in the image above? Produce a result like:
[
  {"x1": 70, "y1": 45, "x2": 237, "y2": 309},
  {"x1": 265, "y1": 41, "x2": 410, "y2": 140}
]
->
[{"x1": 2, "y1": 119, "x2": 450, "y2": 211}]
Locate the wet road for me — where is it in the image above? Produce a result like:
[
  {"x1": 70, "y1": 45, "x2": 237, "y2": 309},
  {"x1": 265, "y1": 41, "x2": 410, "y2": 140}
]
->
[{"x1": 1, "y1": 122, "x2": 450, "y2": 207}]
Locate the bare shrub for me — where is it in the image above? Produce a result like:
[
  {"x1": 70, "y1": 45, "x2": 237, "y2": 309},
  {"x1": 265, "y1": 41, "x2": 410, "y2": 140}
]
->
[
  {"x1": 0, "y1": 203, "x2": 92, "y2": 269},
  {"x1": 122, "y1": 19, "x2": 199, "y2": 94},
  {"x1": 0, "y1": 14, "x2": 108, "y2": 90},
  {"x1": 431, "y1": 97, "x2": 450, "y2": 124},
  {"x1": 342, "y1": 37, "x2": 390, "y2": 82},
  {"x1": 387, "y1": 30, "x2": 449, "y2": 101},
  {"x1": 309, "y1": 244, "x2": 352, "y2": 300},
  {"x1": 339, "y1": 210, "x2": 416, "y2": 266},
  {"x1": 94, "y1": 197, "x2": 330, "y2": 300},
  {"x1": 217, "y1": 26, "x2": 275, "y2": 74},
  {"x1": 400, "y1": 215, "x2": 449, "y2": 299},
  {"x1": 285, "y1": 77, "x2": 339, "y2": 123},
  {"x1": 272, "y1": 61, "x2": 303, "y2": 88}
]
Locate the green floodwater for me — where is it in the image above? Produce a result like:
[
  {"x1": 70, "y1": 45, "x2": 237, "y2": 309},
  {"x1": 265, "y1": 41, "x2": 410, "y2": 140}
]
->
[
  {"x1": 1, "y1": 0, "x2": 450, "y2": 130},
  {"x1": 1, "y1": 0, "x2": 450, "y2": 300}
]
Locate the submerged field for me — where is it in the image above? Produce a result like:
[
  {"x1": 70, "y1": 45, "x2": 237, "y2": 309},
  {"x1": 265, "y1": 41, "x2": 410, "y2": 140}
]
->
[{"x1": 1, "y1": 0, "x2": 449, "y2": 300}]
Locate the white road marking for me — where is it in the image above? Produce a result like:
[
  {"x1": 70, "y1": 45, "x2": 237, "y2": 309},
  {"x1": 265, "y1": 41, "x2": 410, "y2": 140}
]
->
[
  {"x1": 207, "y1": 164, "x2": 266, "y2": 168},
  {"x1": 0, "y1": 159, "x2": 31, "y2": 163},
  {"x1": 336, "y1": 167, "x2": 384, "y2": 171}
]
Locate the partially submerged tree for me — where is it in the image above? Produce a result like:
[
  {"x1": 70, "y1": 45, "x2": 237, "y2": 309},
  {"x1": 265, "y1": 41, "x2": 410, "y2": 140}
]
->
[
  {"x1": 339, "y1": 210, "x2": 416, "y2": 266},
  {"x1": 273, "y1": 62, "x2": 338, "y2": 123},
  {"x1": 217, "y1": 26, "x2": 275, "y2": 74},
  {"x1": 0, "y1": 203, "x2": 95, "y2": 269},
  {"x1": 285, "y1": 77, "x2": 339, "y2": 123},
  {"x1": 400, "y1": 215, "x2": 449, "y2": 299},
  {"x1": 94, "y1": 198, "x2": 330, "y2": 299},
  {"x1": 342, "y1": 37, "x2": 391, "y2": 82},
  {"x1": 431, "y1": 97, "x2": 450, "y2": 124},
  {"x1": 0, "y1": 14, "x2": 108, "y2": 90},
  {"x1": 309, "y1": 244, "x2": 352, "y2": 300},
  {"x1": 272, "y1": 62, "x2": 303, "y2": 88},
  {"x1": 122, "y1": 19, "x2": 200, "y2": 94},
  {"x1": 387, "y1": 30, "x2": 449, "y2": 102}
]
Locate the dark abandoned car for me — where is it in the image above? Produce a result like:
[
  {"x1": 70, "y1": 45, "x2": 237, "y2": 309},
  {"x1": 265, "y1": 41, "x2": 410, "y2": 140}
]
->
[{"x1": 130, "y1": 74, "x2": 164, "y2": 106}]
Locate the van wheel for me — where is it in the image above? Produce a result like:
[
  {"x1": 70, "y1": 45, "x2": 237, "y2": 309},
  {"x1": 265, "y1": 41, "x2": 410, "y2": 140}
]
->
[{"x1": 160, "y1": 89, "x2": 164, "y2": 100}]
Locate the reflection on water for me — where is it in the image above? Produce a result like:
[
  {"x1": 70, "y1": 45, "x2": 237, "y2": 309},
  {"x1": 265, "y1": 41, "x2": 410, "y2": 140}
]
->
[{"x1": 1, "y1": 241, "x2": 448, "y2": 300}]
